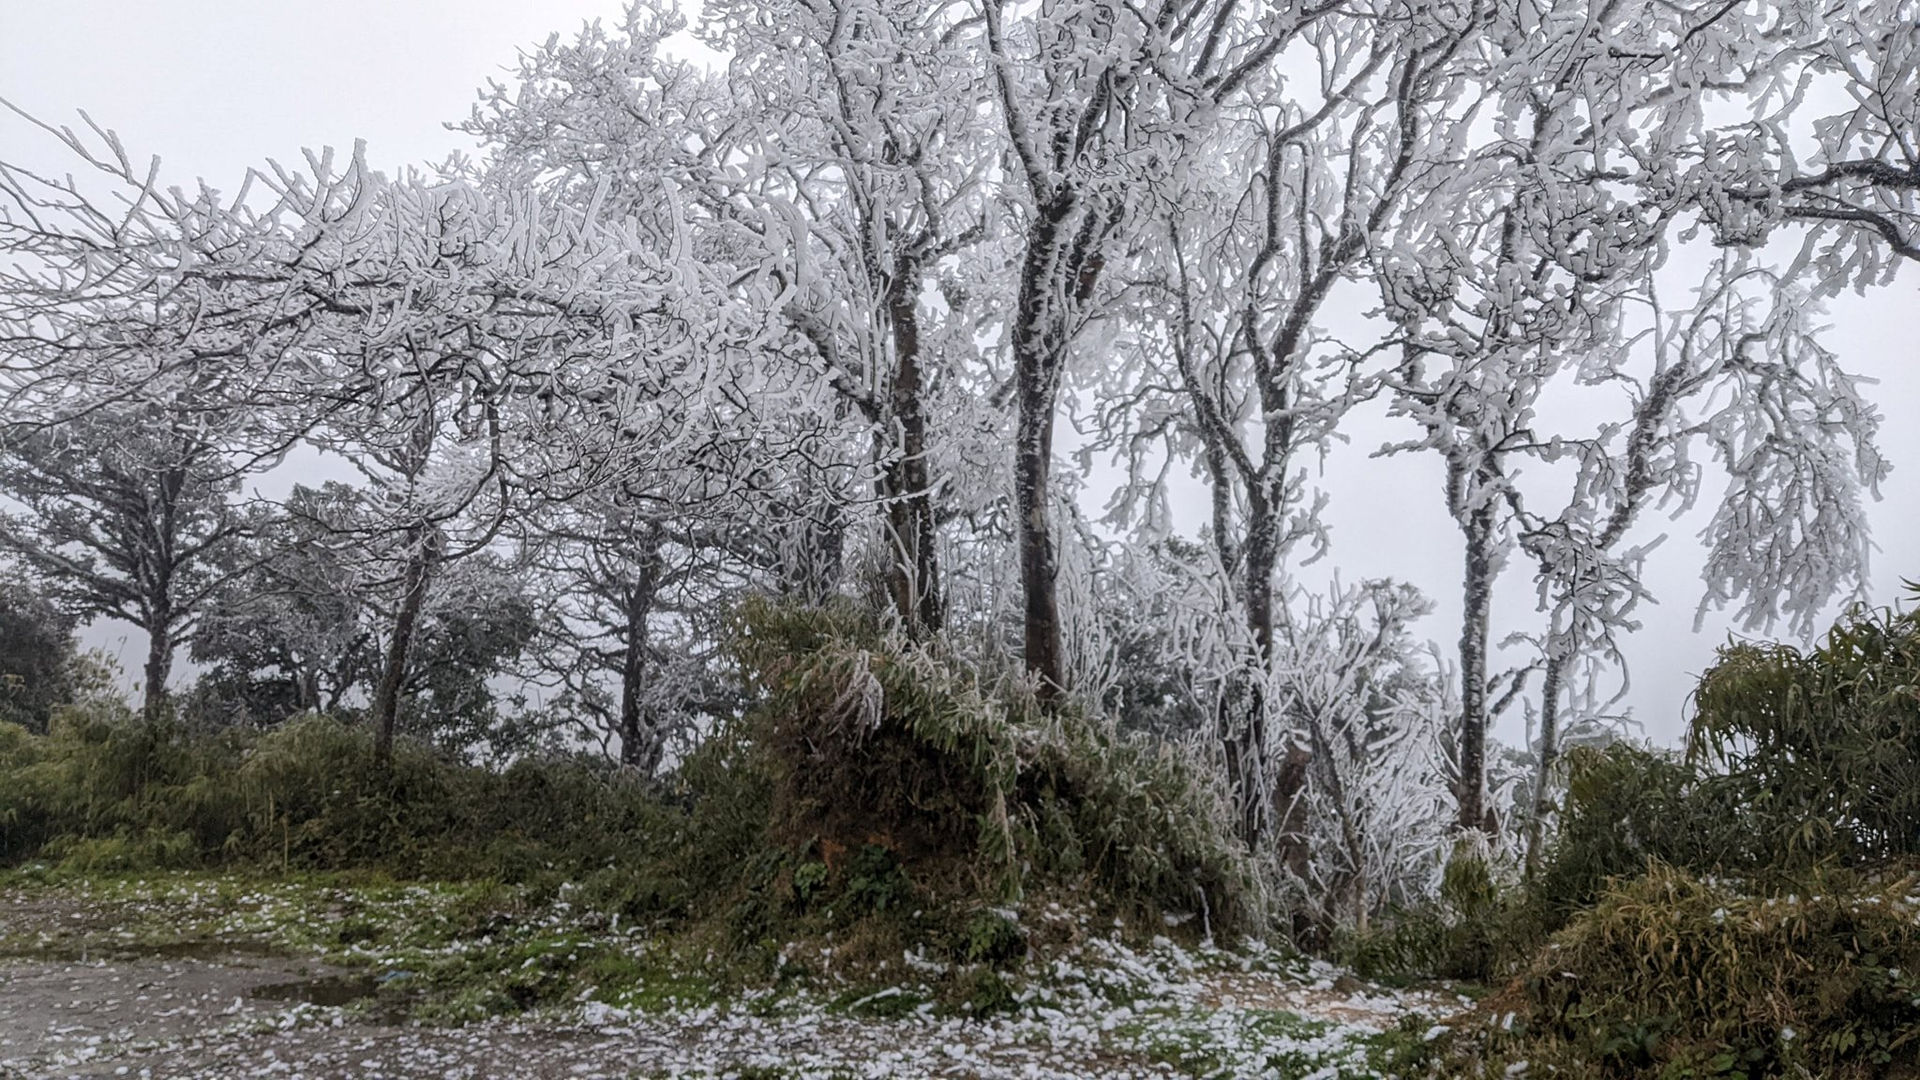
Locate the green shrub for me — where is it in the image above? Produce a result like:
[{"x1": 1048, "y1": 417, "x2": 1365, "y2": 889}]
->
[
  {"x1": 732, "y1": 596, "x2": 1262, "y2": 933},
  {"x1": 1690, "y1": 599, "x2": 1920, "y2": 869},
  {"x1": 1343, "y1": 841, "x2": 1506, "y2": 984},
  {"x1": 959, "y1": 908, "x2": 1027, "y2": 968},
  {"x1": 1471, "y1": 865, "x2": 1920, "y2": 1079},
  {"x1": 840, "y1": 843, "x2": 912, "y2": 916},
  {"x1": 0, "y1": 594, "x2": 1263, "y2": 980},
  {"x1": 0, "y1": 706, "x2": 251, "y2": 868},
  {"x1": 951, "y1": 965, "x2": 1020, "y2": 1015},
  {"x1": 1516, "y1": 742, "x2": 1750, "y2": 946},
  {"x1": 0, "y1": 720, "x2": 48, "y2": 861},
  {"x1": 41, "y1": 829, "x2": 199, "y2": 873},
  {"x1": 1520, "y1": 596, "x2": 1920, "y2": 951},
  {"x1": 0, "y1": 709, "x2": 720, "y2": 900}
]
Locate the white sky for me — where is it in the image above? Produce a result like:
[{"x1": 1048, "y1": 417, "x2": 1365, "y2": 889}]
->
[{"x1": 2, "y1": 0, "x2": 1915, "y2": 746}]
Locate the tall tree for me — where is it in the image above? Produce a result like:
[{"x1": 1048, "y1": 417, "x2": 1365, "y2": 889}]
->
[
  {"x1": 1373, "y1": 0, "x2": 1694, "y2": 833},
  {"x1": 521, "y1": 486, "x2": 769, "y2": 771},
  {"x1": 189, "y1": 483, "x2": 381, "y2": 724},
  {"x1": 1513, "y1": 260, "x2": 1885, "y2": 867},
  {"x1": 1105, "y1": 0, "x2": 1482, "y2": 854},
  {"x1": 0, "y1": 403, "x2": 257, "y2": 722},
  {"x1": 467, "y1": 0, "x2": 1001, "y2": 638},
  {"x1": 982, "y1": 0, "x2": 1357, "y2": 702}
]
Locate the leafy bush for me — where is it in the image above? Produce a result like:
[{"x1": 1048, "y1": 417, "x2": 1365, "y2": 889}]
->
[
  {"x1": 958, "y1": 908, "x2": 1027, "y2": 968},
  {"x1": 0, "y1": 705, "x2": 252, "y2": 865},
  {"x1": 736, "y1": 598, "x2": 1022, "y2": 876},
  {"x1": 0, "y1": 593, "x2": 1265, "y2": 1000},
  {"x1": 732, "y1": 596, "x2": 1263, "y2": 933},
  {"x1": 1343, "y1": 841, "x2": 1506, "y2": 984},
  {"x1": 0, "y1": 580, "x2": 79, "y2": 735},
  {"x1": 1515, "y1": 742, "x2": 1751, "y2": 944},
  {"x1": 1471, "y1": 865, "x2": 1920, "y2": 1079},
  {"x1": 1444, "y1": 593, "x2": 1920, "y2": 1076},
  {"x1": 0, "y1": 708, "x2": 738, "y2": 901},
  {"x1": 1690, "y1": 599, "x2": 1920, "y2": 869},
  {"x1": 1519, "y1": 597, "x2": 1920, "y2": 950}
]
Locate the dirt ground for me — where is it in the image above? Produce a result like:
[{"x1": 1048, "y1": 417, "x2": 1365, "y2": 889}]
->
[
  {"x1": 0, "y1": 949, "x2": 1124, "y2": 1080},
  {"x1": 2, "y1": 889, "x2": 706, "y2": 1080},
  {"x1": 0, "y1": 884, "x2": 1467, "y2": 1080}
]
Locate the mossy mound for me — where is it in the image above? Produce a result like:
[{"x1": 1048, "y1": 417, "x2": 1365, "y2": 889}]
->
[{"x1": 733, "y1": 597, "x2": 1262, "y2": 936}]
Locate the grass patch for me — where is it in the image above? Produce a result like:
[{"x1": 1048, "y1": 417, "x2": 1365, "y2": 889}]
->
[{"x1": 1108, "y1": 1004, "x2": 1400, "y2": 1078}]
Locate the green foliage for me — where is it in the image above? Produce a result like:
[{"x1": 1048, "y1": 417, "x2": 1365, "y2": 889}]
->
[
  {"x1": 732, "y1": 596, "x2": 1262, "y2": 933},
  {"x1": 0, "y1": 579, "x2": 78, "y2": 735},
  {"x1": 1519, "y1": 597, "x2": 1920, "y2": 951},
  {"x1": 736, "y1": 597, "x2": 1023, "y2": 876},
  {"x1": 951, "y1": 965, "x2": 1019, "y2": 1016},
  {"x1": 1020, "y1": 721, "x2": 1257, "y2": 931},
  {"x1": 959, "y1": 908, "x2": 1027, "y2": 968},
  {"x1": 1517, "y1": 742, "x2": 1749, "y2": 943},
  {"x1": 1471, "y1": 865, "x2": 1920, "y2": 1079},
  {"x1": 0, "y1": 706, "x2": 252, "y2": 866},
  {"x1": 840, "y1": 843, "x2": 911, "y2": 916},
  {"x1": 0, "y1": 708, "x2": 760, "y2": 910},
  {"x1": 1343, "y1": 842, "x2": 1506, "y2": 984},
  {"x1": 1690, "y1": 599, "x2": 1920, "y2": 868},
  {"x1": 1460, "y1": 591, "x2": 1920, "y2": 1077}
]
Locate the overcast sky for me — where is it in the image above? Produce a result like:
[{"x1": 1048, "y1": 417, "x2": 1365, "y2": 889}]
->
[{"x1": 3, "y1": 0, "x2": 1915, "y2": 746}]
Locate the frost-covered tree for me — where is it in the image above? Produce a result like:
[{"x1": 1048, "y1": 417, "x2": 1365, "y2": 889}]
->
[
  {"x1": 519, "y1": 487, "x2": 768, "y2": 771},
  {"x1": 704, "y1": 0, "x2": 1001, "y2": 636},
  {"x1": 190, "y1": 484, "x2": 540, "y2": 750},
  {"x1": 1100, "y1": 0, "x2": 1485, "y2": 855},
  {"x1": 1371, "y1": 0, "x2": 1722, "y2": 835},
  {"x1": 982, "y1": 0, "x2": 1352, "y2": 702},
  {"x1": 1272, "y1": 580, "x2": 1453, "y2": 934},
  {"x1": 1, "y1": 114, "x2": 746, "y2": 757},
  {"x1": 1350, "y1": 0, "x2": 1912, "y2": 843},
  {"x1": 1656, "y1": 5, "x2": 1920, "y2": 283},
  {"x1": 467, "y1": 0, "x2": 1004, "y2": 639},
  {"x1": 188, "y1": 483, "x2": 380, "y2": 723},
  {"x1": 0, "y1": 403, "x2": 261, "y2": 723},
  {"x1": 1512, "y1": 259, "x2": 1886, "y2": 866}
]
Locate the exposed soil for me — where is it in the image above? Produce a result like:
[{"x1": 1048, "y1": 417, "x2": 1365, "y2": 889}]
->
[
  {"x1": 0, "y1": 949, "x2": 1137, "y2": 1080},
  {"x1": 0, "y1": 881, "x2": 1463, "y2": 1079}
]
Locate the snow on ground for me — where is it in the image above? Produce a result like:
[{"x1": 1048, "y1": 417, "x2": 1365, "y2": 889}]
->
[{"x1": 0, "y1": 877, "x2": 1471, "y2": 1079}]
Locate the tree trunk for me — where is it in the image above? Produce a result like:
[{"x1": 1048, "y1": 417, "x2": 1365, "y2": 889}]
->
[
  {"x1": 142, "y1": 619, "x2": 172, "y2": 726},
  {"x1": 371, "y1": 524, "x2": 442, "y2": 766},
  {"x1": 882, "y1": 269, "x2": 943, "y2": 638},
  {"x1": 1216, "y1": 666, "x2": 1270, "y2": 845},
  {"x1": 1240, "y1": 480, "x2": 1317, "y2": 877},
  {"x1": 1523, "y1": 648, "x2": 1566, "y2": 874},
  {"x1": 617, "y1": 540, "x2": 663, "y2": 774},
  {"x1": 1010, "y1": 202, "x2": 1077, "y2": 704},
  {"x1": 1455, "y1": 496, "x2": 1498, "y2": 834},
  {"x1": 298, "y1": 665, "x2": 321, "y2": 714}
]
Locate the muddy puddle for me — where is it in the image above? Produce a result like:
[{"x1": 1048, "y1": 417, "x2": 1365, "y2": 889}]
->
[{"x1": 251, "y1": 971, "x2": 417, "y2": 1023}]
